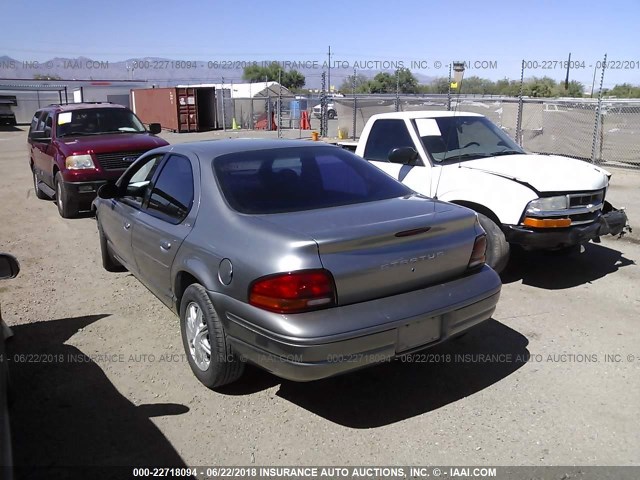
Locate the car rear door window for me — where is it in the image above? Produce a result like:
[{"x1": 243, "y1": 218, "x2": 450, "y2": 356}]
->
[
  {"x1": 146, "y1": 154, "x2": 194, "y2": 224},
  {"x1": 213, "y1": 146, "x2": 411, "y2": 214}
]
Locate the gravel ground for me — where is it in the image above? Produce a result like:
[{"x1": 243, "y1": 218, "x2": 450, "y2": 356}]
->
[{"x1": 0, "y1": 126, "x2": 638, "y2": 476}]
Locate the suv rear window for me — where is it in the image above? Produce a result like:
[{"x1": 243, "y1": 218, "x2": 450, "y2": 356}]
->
[{"x1": 213, "y1": 146, "x2": 412, "y2": 214}]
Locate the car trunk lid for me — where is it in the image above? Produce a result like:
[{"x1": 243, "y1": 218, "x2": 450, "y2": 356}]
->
[{"x1": 261, "y1": 195, "x2": 478, "y2": 305}]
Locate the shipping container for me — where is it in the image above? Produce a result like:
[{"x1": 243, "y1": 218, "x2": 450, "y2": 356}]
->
[{"x1": 130, "y1": 87, "x2": 217, "y2": 132}]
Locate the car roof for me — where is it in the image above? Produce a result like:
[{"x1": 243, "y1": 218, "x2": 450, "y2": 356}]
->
[
  {"x1": 370, "y1": 111, "x2": 485, "y2": 120},
  {"x1": 41, "y1": 103, "x2": 128, "y2": 113},
  {"x1": 162, "y1": 139, "x2": 340, "y2": 159}
]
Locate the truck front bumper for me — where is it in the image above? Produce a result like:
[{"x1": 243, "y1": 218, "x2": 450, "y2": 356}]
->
[
  {"x1": 63, "y1": 180, "x2": 109, "y2": 207},
  {"x1": 504, "y1": 204, "x2": 631, "y2": 249}
]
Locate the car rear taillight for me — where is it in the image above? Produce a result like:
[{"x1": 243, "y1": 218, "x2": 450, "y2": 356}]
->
[
  {"x1": 467, "y1": 234, "x2": 487, "y2": 270},
  {"x1": 249, "y1": 269, "x2": 336, "y2": 314}
]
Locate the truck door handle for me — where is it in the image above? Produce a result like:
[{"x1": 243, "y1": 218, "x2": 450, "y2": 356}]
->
[
  {"x1": 123, "y1": 222, "x2": 131, "y2": 230},
  {"x1": 160, "y1": 241, "x2": 172, "y2": 251}
]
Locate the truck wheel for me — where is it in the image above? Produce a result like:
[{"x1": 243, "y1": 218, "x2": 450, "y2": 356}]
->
[
  {"x1": 55, "y1": 172, "x2": 78, "y2": 218},
  {"x1": 97, "y1": 218, "x2": 126, "y2": 272},
  {"x1": 33, "y1": 169, "x2": 49, "y2": 200},
  {"x1": 328, "y1": 110, "x2": 336, "y2": 119},
  {"x1": 180, "y1": 284, "x2": 245, "y2": 389},
  {"x1": 477, "y1": 213, "x2": 510, "y2": 274}
]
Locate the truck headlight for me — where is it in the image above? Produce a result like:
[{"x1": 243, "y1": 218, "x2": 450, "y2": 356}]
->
[
  {"x1": 525, "y1": 195, "x2": 568, "y2": 215},
  {"x1": 65, "y1": 154, "x2": 95, "y2": 170}
]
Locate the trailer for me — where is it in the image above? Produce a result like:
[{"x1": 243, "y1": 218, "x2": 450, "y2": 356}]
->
[{"x1": 130, "y1": 87, "x2": 217, "y2": 133}]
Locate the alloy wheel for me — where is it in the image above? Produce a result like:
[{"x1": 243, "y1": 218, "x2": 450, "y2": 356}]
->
[{"x1": 185, "y1": 301, "x2": 211, "y2": 371}]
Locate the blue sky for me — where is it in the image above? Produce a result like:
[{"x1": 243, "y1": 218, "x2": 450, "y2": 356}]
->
[{"x1": 2, "y1": 0, "x2": 639, "y2": 88}]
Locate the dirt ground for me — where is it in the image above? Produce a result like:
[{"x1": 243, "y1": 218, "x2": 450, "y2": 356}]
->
[{"x1": 0, "y1": 126, "x2": 638, "y2": 476}]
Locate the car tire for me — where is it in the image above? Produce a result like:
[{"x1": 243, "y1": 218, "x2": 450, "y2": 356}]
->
[
  {"x1": 33, "y1": 169, "x2": 49, "y2": 200},
  {"x1": 180, "y1": 284, "x2": 245, "y2": 389},
  {"x1": 55, "y1": 172, "x2": 78, "y2": 218},
  {"x1": 328, "y1": 110, "x2": 336, "y2": 119},
  {"x1": 477, "y1": 213, "x2": 510, "y2": 274},
  {"x1": 97, "y1": 218, "x2": 126, "y2": 272}
]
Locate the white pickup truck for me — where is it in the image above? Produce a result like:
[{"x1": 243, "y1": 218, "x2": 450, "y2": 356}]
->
[{"x1": 342, "y1": 111, "x2": 630, "y2": 272}]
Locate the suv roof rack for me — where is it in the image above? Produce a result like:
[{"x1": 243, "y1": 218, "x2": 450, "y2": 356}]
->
[{"x1": 45, "y1": 101, "x2": 115, "y2": 107}]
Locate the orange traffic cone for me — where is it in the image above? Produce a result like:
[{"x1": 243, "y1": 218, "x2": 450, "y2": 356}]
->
[{"x1": 300, "y1": 111, "x2": 310, "y2": 130}]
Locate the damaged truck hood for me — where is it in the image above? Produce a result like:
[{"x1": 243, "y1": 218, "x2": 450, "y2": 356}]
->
[{"x1": 460, "y1": 153, "x2": 610, "y2": 192}]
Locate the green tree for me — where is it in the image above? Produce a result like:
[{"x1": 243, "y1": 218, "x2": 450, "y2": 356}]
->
[
  {"x1": 605, "y1": 83, "x2": 640, "y2": 98},
  {"x1": 459, "y1": 76, "x2": 493, "y2": 94},
  {"x1": 395, "y1": 67, "x2": 419, "y2": 93},
  {"x1": 564, "y1": 80, "x2": 584, "y2": 97},
  {"x1": 242, "y1": 62, "x2": 305, "y2": 91},
  {"x1": 430, "y1": 77, "x2": 451, "y2": 94},
  {"x1": 368, "y1": 72, "x2": 395, "y2": 93},
  {"x1": 338, "y1": 73, "x2": 369, "y2": 93},
  {"x1": 364, "y1": 68, "x2": 420, "y2": 94},
  {"x1": 283, "y1": 70, "x2": 305, "y2": 91},
  {"x1": 524, "y1": 76, "x2": 557, "y2": 97},
  {"x1": 494, "y1": 78, "x2": 521, "y2": 96}
]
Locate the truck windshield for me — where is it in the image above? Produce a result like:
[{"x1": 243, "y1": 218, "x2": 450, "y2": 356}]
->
[
  {"x1": 416, "y1": 116, "x2": 524, "y2": 162},
  {"x1": 56, "y1": 108, "x2": 146, "y2": 137}
]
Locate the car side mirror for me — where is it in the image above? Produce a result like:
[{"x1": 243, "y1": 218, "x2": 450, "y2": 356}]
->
[
  {"x1": 97, "y1": 183, "x2": 119, "y2": 200},
  {"x1": 0, "y1": 254, "x2": 20, "y2": 280},
  {"x1": 30, "y1": 130, "x2": 51, "y2": 141},
  {"x1": 388, "y1": 147, "x2": 419, "y2": 166},
  {"x1": 148, "y1": 123, "x2": 161, "y2": 134}
]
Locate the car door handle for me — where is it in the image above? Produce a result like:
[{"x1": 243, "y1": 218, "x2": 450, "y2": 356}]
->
[
  {"x1": 160, "y1": 241, "x2": 172, "y2": 251},
  {"x1": 123, "y1": 222, "x2": 131, "y2": 230}
]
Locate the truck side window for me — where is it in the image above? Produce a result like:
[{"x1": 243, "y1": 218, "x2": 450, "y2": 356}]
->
[{"x1": 363, "y1": 120, "x2": 414, "y2": 162}]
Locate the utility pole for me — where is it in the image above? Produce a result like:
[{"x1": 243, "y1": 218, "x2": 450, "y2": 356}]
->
[{"x1": 327, "y1": 46, "x2": 331, "y2": 94}]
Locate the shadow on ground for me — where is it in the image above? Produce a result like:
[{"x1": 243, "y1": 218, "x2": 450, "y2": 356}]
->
[
  {"x1": 224, "y1": 319, "x2": 528, "y2": 428},
  {"x1": 7, "y1": 315, "x2": 193, "y2": 479},
  {"x1": 501, "y1": 243, "x2": 635, "y2": 289}
]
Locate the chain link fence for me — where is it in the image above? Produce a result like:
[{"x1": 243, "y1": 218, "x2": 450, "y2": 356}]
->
[
  {"x1": 5, "y1": 84, "x2": 638, "y2": 169},
  {"x1": 220, "y1": 94, "x2": 640, "y2": 169},
  {"x1": 323, "y1": 96, "x2": 640, "y2": 169}
]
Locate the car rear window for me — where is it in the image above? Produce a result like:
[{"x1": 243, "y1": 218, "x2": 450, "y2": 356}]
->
[{"x1": 213, "y1": 146, "x2": 412, "y2": 214}]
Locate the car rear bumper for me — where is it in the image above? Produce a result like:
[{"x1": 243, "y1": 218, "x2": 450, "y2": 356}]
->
[
  {"x1": 504, "y1": 207, "x2": 630, "y2": 249},
  {"x1": 209, "y1": 265, "x2": 501, "y2": 382}
]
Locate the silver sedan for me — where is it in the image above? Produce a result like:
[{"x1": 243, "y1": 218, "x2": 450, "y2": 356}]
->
[{"x1": 94, "y1": 139, "x2": 501, "y2": 389}]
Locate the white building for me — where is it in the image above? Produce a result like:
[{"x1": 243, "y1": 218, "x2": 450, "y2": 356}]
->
[{"x1": 177, "y1": 81, "x2": 292, "y2": 98}]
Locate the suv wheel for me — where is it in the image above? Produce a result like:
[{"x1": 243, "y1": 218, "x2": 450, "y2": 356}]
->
[
  {"x1": 33, "y1": 169, "x2": 49, "y2": 200},
  {"x1": 180, "y1": 284, "x2": 245, "y2": 389},
  {"x1": 55, "y1": 172, "x2": 78, "y2": 218}
]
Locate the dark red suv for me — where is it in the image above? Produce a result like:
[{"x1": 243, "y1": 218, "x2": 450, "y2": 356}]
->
[{"x1": 28, "y1": 102, "x2": 169, "y2": 217}]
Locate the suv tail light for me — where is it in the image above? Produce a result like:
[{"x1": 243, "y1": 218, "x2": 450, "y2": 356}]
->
[
  {"x1": 249, "y1": 269, "x2": 336, "y2": 314},
  {"x1": 467, "y1": 234, "x2": 487, "y2": 270}
]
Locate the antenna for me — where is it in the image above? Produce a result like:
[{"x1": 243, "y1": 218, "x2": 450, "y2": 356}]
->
[{"x1": 433, "y1": 61, "x2": 465, "y2": 200}]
